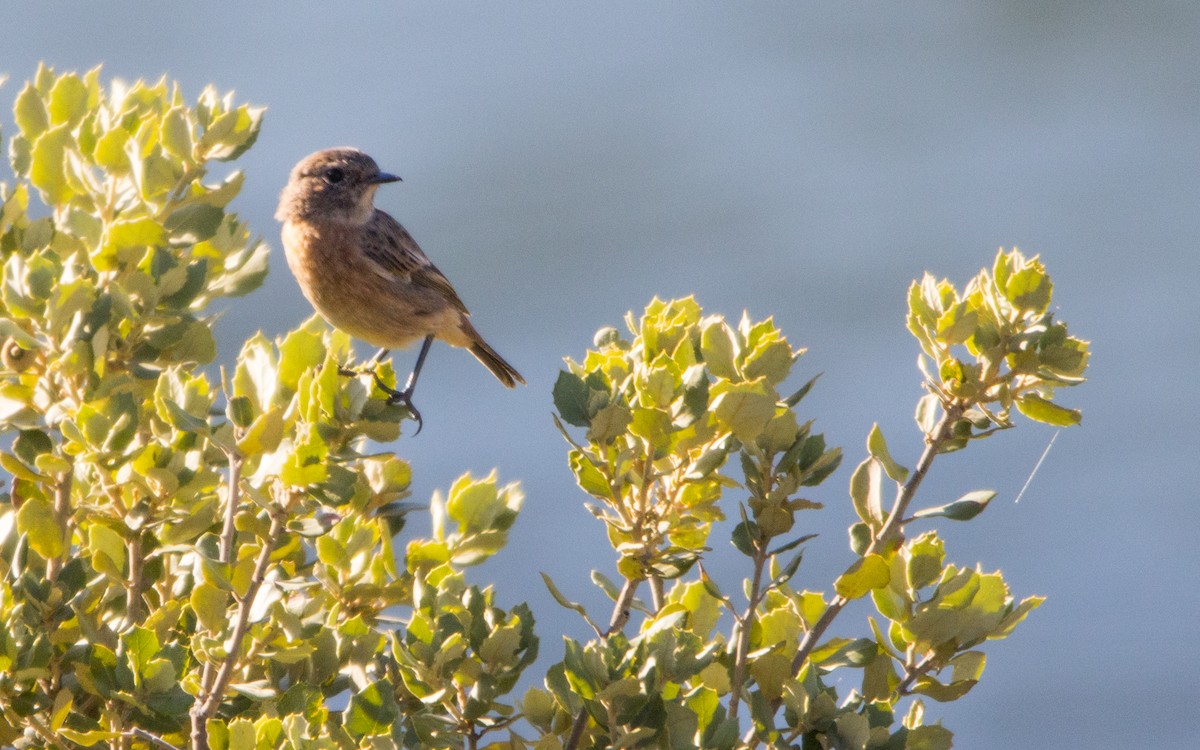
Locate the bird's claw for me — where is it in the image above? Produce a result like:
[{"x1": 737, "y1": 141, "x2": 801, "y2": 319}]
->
[{"x1": 372, "y1": 372, "x2": 423, "y2": 435}]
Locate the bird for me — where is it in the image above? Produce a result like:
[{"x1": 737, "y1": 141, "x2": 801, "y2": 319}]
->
[{"x1": 276, "y1": 147, "x2": 524, "y2": 431}]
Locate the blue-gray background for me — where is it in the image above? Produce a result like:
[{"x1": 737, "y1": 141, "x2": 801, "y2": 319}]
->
[{"x1": 5, "y1": 3, "x2": 1196, "y2": 748}]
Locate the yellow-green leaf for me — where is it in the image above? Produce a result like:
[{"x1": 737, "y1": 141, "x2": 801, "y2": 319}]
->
[
  {"x1": 17, "y1": 493, "x2": 67, "y2": 559},
  {"x1": 48, "y1": 73, "x2": 88, "y2": 127},
  {"x1": 1015, "y1": 393, "x2": 1080, "y2": 426},
  {"x1": 30, "y1": 125, "x2": 75, "y2": 206},
  {"x1": 190, "y1": 581, "x2": 229, "y2": 633},
  {"x1": 160, "y1": 106, "x2": 194, "y2": 160},
  {"x1": 710, "y1": 379, "x2": 776, "y2": 441},
  {"x1": 867, "y1": 423, "x2": 909, "y2": 483},
  {"x1": 14, "y1": 82, "x2": 49, "y2": 138},
  {"x1": 834, "y1": 553, "x2": 890, "y2": 600}
]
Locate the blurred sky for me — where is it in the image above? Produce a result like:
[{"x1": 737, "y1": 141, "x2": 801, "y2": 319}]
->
[{"x1": 3, "y1": 2, "x2": 1198, "y2": 748}]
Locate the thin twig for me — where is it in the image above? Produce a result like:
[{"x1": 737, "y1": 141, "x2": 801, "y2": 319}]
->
[
  {"x1": 190, "y1": 482, "x2": 283, "y2": 750},
  {"x1": 565, "y1": 577, "x2": 642, "y2": 750},
  {"x1": 126, "y1": 533, "x2": 144, "y2": 625},
  {"x1": 896, "y1": 653, "x2": 937, "y2": 696},
  {"x1": 194, "y1": 447, "x2": 243, "y2": 749},
  {"x1": 218, "y1": 448, "x2": 242, "y2": 562},
  {"x1": 605, "y1": 577, "x2": 639, "y2": 637},
  {"x1": 728, "y1": 541, "x2": 768, "y2": 720},
  {"x1": 196, "y1": 511, "x2": 283, "y2": 717},
  {"x1": 647, "y1": 574, "x2": 664, "y2": 612},
  {"x1": 1, "y1": 705, "x2": 69, "y2": 750},
  {"x1": 123, "y1": 728, "x2": 183, "y2": 750}
]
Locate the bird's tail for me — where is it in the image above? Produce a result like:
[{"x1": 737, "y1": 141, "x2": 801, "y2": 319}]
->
[
  {"x1": 469, "y1": 339, "x2": 524, "y2": 388},
  {"x1": 457, "y1": 317, "x2": 524, "y2": 387}
]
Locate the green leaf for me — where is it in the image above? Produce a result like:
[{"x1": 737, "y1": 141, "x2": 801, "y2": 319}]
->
[
  {"x1": 950, "y1": 650, "x2": 986, "y2": 683},
  {"x1": 993, "y1": 595, "x2": 1045, "y2": 637},
  {"x1": 226, "y1": 395, "x2": 255, "y2": 428},
  {"x1": 586, "y1": 402, "x2": 631, "y2": 445},
  {"x1": 209, "y1": 240, "x2": 270, "y2": 298},
  {"x1": 867, "y1": 423, "x2": 909, "y2": 483},
  {"x1": 343, "y1": 679, "x2": 401, "y2": 737},
  {"x1": 58, "y1": 730, "x2": 120, "y2": 747},
  {"x1": 92, "y1": 127, "x2": 130, "y2": 171},
  {"x1": 1004, "y1": 261, "x2": 1052, "y2": 314},
  {"x1": 748, "y1": 651, "x2": 792, "y2": 702},
  {"x1": 731, "y1": 519, "x2": 758, "y2": 557},
  {"x1": 914, "y1": 393, "x2": 941, "y2": 437},
  {"x1": 906, "y1": 532, "x2": 945, "y2": 590},
  {"x1": 122, "y1": 626, "x2": 161, "y2": 682},
  {"x1": 784, "y1": 372, "x2": 821, "y2": 407},
  {"x1": 912, "y1": 490, "x2": 996, "y2": 522},
  {"x1": 541, "y1": 572, "x2": 593, "y2": 623},
  {"x1": 87, "y1": 523, "x2": 126, "y2": 579},
  {"x1": 700, "y1": 317, "x2": 738, "y2": 380},
  {"x1": 553, "y1": 370, "x2": 591, "y2": 427},
  {"x1": 277, "y1": 320, "x2": 326, "y2": 391},
  {"x1": 17, "y1": 493, "x2": 67, "y2": 559},
  {"x1": 1015, "y1": 393, "x2": 1081, "y2": 426},
  {"x1": 30, "y1": 124, "x2": 74, "y2": 206},
  {"x1": 685, "y1": 441, "x2": 729, "y2": 480},
  {"x1": 834, "y1": 554, "x2": 890, "y2": 600},
  {"x1": 848, "y1": 521, "x2": 871, "y2": 556},
  {"x1": 446, "y1": 473, "x2": 503, "y2": 533},
  {"x1": 190, "y1": 581, "x2": 229, "y2": 633},
  {"x1": 14, "y1": 82, "x2": 49, "y2": 138},
  {"x1": 849, "y1": 457, "x2": 883, "y2": 528},
  {"x1": 103, "y1": 216, "x2": 167, "y2": 261},
  {"x1": 710, "y1": 379, "x2": 776, "y2": 441},
  {"x1": 160, "y1": 106, "x2": 194, "y2": 160},
  {"x1": 569, "y1": 450, "x2": 610, "y2": 498},
  {"x1": 161, "y1": 398, "x2": 210, "y2": 434},
  {"x1": 628, "y1": 407, "x2": 673, "y2": 452},
  {"x1": 906, "y1": 724, "x2": 954, "y2": 750},
  {"x1": 910, "y1": 673, "x2": 977, "y2": 702},
  {"x1": 48, "y1": 73, "x2": 88, "y2": 127},
  {"x1": 165, "y1": 203, "x2": 225, "y2": 243},
  {"x1": 934, "y1": 301, "x2": 977, "y2": 345}
]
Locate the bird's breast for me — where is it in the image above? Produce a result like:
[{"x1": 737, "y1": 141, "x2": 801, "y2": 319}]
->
[{"x1": 280, "y1": 219, "x2": 449, "y2": 349}]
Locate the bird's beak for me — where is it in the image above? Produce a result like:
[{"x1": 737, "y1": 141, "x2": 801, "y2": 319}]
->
[{"x1": 370, "y1": 172, "x2": 402, "y2": 184}]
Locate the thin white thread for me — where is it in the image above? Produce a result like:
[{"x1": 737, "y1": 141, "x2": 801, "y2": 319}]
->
[{"x1": 1014, "y1": 430, "x2": 1059, "y2": 504}]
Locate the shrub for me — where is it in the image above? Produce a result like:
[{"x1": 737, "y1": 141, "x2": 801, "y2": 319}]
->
[{"x1": 0, "y1": 66, "x2": 1087, "y2": 750}]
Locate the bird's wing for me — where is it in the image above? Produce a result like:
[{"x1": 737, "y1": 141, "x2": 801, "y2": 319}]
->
[{"x1": 361, "y1": 210, "x2": 470, "y2": 315}]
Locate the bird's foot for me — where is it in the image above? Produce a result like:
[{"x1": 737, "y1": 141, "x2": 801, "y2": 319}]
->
[{"x1": 372, "y1": 372, "x2": 423, "y2": 435}]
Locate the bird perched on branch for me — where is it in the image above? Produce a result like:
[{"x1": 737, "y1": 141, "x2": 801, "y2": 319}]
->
[{"x1": 277, "y1": 147, "x2": 524, "y2": 431}]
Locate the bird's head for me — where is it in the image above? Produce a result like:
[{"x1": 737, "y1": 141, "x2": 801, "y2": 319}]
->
[{"x1": 276, "y1": 147, "x2": 401, "y2": 224}]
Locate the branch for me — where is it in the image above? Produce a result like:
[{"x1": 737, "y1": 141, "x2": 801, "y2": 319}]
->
[
  {"x1": 193, "y1": 447, "x2": 244, "y2": 749},
  {"x1": 190, "y1": 506, "x2": 284, "y2": 747},
  {"x1": 1, "y1": 705, "x2": 69, "y2": 750},
  {"x1": 788, "y1": 405, "x2": 959, "y2": 677},
  {"x1": 897, "y1": 653, "x2": 938, "y2": 696},
  {"x1": 45, "y1": 469, "x2": 73, "y2": 582},
  {"x1": 728, "y1": 538, "x2": 768, "y2": 720},
  {"x1": 565, "y1": 577, "x2": 642, "y2": 750},
  {"x1": 741, "y1": 405, "x2": 961, "y2": 745}
]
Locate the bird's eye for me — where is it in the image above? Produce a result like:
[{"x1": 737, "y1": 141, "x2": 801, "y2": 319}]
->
[{"x1": 324, "y1": 167, "x2": 345, "y2": 184}]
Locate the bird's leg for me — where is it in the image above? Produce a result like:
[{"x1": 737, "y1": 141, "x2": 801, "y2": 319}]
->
[{"x1": 371, "y1": 337, "x2": 434, "y2": 434}]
